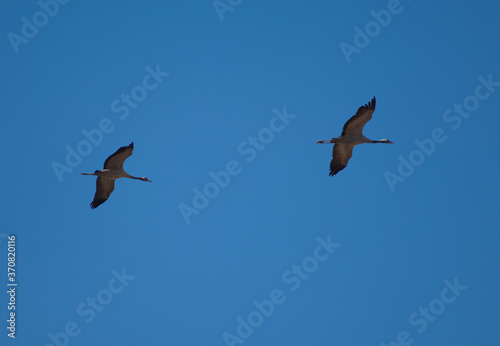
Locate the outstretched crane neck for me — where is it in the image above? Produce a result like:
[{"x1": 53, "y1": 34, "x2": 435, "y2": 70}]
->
[{"x1": 316, "y1": 138, "x2": 338, "y2": 144}]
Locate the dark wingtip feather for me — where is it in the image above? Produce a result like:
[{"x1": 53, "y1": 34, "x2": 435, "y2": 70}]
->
[
  {"x1": 103, "y1": 142, "x2": 135, "y2": 169},
  {"x1": 90, "y1": 198, "x2": 106, "y2": 209},
  {"x1": 329, "y1": 164, "x2": 346, "y2": 176},
  {"x1": 364, "y1": 97, "x2": 376, "y2": 110},
  {"x1": 341, "y1": 97, "x2": 377, "y2": 137}
]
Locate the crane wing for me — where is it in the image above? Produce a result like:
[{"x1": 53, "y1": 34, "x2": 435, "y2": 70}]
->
[
  {"x1": 90, "y1": 177, "x2": 115, "y2": 209},
  {"x1": 104, "y1": 142, "x2": 134, "y2": 170},
  {"x1": 329, "y1": 143, "x2": 354, "y2": 176},
  {"x1": 341, "y1": 97, "x2": 376, "y2": 136}
]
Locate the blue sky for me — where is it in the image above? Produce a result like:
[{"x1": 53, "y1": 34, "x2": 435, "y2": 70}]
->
[{"x1": 1, "y1": 1, "x2": 499, "y2": 345}]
